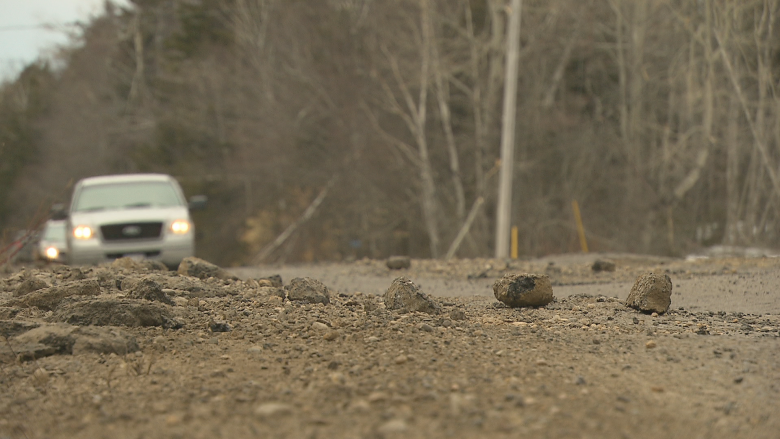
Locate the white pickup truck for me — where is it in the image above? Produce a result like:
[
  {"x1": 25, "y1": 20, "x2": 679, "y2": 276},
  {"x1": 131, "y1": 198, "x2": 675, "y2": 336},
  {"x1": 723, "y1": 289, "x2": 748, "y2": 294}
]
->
[{"x1": 64, "y1": 173, "x2": 205, "y2": 268}]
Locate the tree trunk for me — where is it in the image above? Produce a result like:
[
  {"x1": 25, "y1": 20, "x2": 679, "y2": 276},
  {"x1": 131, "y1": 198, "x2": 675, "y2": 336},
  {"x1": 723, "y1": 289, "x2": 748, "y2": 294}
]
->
[{"x1": 429, "y1": 3, "x2": 465, "y2": 223}]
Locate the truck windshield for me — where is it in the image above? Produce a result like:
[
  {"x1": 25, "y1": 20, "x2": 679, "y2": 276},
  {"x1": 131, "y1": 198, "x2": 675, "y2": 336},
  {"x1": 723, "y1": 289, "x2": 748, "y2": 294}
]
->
[
  {"x1": 72, "y1": 182, "x2": 184, "y2": 212},
  {"x1": 43, "y1": 221, "x2": 67, "y2": 241}
]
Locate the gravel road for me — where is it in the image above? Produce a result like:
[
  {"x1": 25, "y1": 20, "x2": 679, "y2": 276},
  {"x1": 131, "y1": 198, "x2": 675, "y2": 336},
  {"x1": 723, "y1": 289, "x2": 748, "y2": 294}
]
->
[
  {"x1": 232, "y1": 253, "x2": 780, "y2": 315},
  {"x1": 1, "y1": 253, "x2": 778, "y2": 439}
]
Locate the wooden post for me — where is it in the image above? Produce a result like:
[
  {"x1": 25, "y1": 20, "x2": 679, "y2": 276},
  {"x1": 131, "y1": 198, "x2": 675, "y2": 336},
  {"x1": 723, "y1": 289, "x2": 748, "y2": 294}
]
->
[{"x1": 572, "y1": 200, "x2": 589, "y2": 253}]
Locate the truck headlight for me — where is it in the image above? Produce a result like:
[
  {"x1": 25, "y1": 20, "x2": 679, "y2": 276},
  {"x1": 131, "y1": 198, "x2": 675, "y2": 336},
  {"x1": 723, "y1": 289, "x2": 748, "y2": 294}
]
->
[
  {"x1": 45, "y1": 246, "x2": 59, "y2": 259},
  {"x1": 73, "y1": 225, "x2": 94, "y2": 239},
  {"x1": 170, "y1": 220, "x2": 191, "y2": 234}
]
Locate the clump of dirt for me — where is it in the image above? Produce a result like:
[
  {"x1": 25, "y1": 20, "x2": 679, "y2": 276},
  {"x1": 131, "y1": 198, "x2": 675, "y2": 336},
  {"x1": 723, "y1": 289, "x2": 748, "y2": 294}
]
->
[{"x1": 0, "y1": 255, "x2": 779, "y2": 439}]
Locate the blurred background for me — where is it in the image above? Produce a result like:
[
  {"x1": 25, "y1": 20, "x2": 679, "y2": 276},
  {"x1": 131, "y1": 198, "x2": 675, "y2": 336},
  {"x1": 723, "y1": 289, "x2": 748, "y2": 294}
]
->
[{"x1": 1, "y1": 0, "x2": 779, "y2": 266}]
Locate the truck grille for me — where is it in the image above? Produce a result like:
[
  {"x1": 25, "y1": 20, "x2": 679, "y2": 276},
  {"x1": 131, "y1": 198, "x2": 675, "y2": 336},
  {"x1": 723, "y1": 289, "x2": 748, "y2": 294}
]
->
[{"x1": 101, "y1": 222, "x2": 163, "y2": 241}]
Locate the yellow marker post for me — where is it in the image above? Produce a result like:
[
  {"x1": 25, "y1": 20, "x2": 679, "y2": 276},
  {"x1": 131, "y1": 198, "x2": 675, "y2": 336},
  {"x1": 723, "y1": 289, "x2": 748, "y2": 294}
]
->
[
  {"x1": 572, "y1": 200, "x2": 589, "y2": 253},
  {"x1": 510, "y1": 226, "x2": 518, "y2": 259}
]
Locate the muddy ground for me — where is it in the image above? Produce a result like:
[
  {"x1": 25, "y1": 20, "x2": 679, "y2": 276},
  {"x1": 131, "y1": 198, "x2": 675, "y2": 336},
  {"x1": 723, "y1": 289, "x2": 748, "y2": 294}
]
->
[{"x1": 1, "y1": 253, "x2": 779, "y2": 439}]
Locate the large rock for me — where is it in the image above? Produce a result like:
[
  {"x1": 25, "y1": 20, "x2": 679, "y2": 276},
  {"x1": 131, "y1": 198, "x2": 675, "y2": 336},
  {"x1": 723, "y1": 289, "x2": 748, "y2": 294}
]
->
[
  {"x1": 383, "y1": 277, "x2": 440, "y2": 314},
  {"x1": 0, "y1": 320, "x2": 40, "y2": 338},
  {"x1": 111, "y1": 257, "x2": 168, "y2": 272},
  {"x1": 12, "y1": 280, "x2": 102, "y2": 311},
  {"x1": 52, "y1": 299, "x2": 180, "y2": 328},
  {"x1": 286, "y1": 277, "x2": 330, "y2": 305},
  {"x1": 386, "y1": 256, "x2": 411, "y2": 270},
  {"x1": 5, "y1": 323, "x2": 139, "y2": 361},
  {"x1": 493, "y1": 273, "x2": 554, "y2": 308},
  {"x1": 591, "y1": 260, "x2": 616, "y2": 272},
  {"x1": 164, "y1": 276, "x2": 235, "y2": 298},
  {"x1": 625, "y1": 272, "x2": 672, "y2": 314},
  {"x1": 177, "y1": 257, "x2": 236, "y2": 280},
  {"x1": 127, "y1": 278, "x2": 174, "y2": 305},
  {"x1": 14, "y1": 277, "x2": 50, "y2": 297},
  {"x1": 69, "y1": 326, "x2": 141, "y2": 355}
]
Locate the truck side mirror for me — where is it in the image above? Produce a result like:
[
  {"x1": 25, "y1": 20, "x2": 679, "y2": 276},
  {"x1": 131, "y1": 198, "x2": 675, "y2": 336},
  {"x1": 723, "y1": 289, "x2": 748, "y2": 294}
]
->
[
  {"x1": 189, "y1": 195, "x2": 207, "y2": 210},
  {"x1": 50, "y1": 203, "x2": 68, "y2": 220}
]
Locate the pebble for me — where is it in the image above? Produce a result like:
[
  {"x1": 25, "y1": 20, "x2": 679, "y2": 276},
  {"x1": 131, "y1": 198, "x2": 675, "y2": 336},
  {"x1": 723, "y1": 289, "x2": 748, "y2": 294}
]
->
[
  {"x1": 449, "y1": 309, "x2": 467, "y2": 320},
  {"x1": 255, "y1": 402, "x2": 293, "y2": 417},
  {"x1": 165, "y1": 414, "x2": 183, "y2": 426},
  {"x1": 311, "y1": 322, "x2": 329, "y2": 332},
  {"x1": 645, "y1": 340, "x2": 657, "y2": 349},
  {"x1": 504, "y1": 393, "x2": 525, "y2": 407},
  {"x1": 377, "y1": 419, "x2": 408, "y2": 434},
  {"x1": 32, "y1": 368, "x2": 49, "y2": 385},
  {"x1": 368, "y1": 392, "x2": 388, "y2": 403},
  {"x1": 349, "y1": 399, "x2": 370, "y2": 412}
]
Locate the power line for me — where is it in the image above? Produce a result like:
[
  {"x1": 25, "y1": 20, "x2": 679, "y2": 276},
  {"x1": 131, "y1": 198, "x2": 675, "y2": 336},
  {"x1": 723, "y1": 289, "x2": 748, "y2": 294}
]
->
[{"x1": 0, "y1": 22, "x2": 80, "y2": 32}]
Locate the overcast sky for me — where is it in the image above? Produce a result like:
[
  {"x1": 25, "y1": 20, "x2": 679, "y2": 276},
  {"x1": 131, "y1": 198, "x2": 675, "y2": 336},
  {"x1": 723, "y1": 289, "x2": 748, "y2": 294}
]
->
[{"x1": 0, "y1": 0, "x2": 130, "y2": 81}]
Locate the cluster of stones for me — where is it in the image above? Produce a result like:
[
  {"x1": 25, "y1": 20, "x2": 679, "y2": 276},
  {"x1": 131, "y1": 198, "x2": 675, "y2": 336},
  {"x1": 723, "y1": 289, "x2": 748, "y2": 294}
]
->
[
  {"x1": 0, "y1": 256, "x2": 447, "y2": 363},
  {"x1": 0, "y1": 257, "x2": 272, "y2": 361},
  {"x1": 0, "y1": 255, "x2": 678, "y2": 363}
]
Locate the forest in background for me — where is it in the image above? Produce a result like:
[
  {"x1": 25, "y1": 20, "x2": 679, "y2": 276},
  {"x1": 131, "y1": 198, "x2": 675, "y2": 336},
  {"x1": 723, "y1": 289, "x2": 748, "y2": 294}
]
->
[{"x1": 1, "y1": 0, "x2": 779, "y2": 266}]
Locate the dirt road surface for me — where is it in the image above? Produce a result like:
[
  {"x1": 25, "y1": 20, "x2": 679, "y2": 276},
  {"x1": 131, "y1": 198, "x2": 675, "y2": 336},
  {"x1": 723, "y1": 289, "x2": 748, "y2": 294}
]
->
[{"x1": 1, "y1": 253, "x2": 779, "y2": 439}]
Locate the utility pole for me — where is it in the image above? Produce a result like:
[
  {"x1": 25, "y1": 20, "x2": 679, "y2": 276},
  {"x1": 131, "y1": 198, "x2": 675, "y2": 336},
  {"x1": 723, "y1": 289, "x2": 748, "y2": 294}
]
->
[{"x1": 495, "y1": 0, "x2": 523, "y2": 259}]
